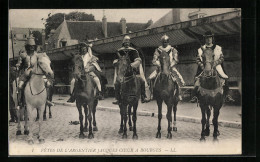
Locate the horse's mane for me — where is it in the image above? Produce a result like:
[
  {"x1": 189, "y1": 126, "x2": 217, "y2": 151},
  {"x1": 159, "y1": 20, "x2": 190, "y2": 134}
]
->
[{"x1": 37, "y1": 52, "x2": 50, "y2": 61}]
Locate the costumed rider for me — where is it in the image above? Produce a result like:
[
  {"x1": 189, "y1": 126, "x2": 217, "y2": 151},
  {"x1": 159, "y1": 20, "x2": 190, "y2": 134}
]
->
[
  {"x1": 67, "y1": 42, "x2": 103, "y2": 102},
  {"x1": 112, "y1": 35, "x2": 150, "y2": 104},
  {"x1": 190, "y1": 31, "x2": 235, "y2": 103},
  {"x1": 147, "y1": 34, "x2": 185, "y2": 101},
  {"x1": 16, "y1": 34, "x2": 54, "y2": 109}
]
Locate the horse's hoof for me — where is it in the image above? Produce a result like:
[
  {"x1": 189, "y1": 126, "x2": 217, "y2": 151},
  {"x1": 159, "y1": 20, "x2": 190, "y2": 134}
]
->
[
  {"x1": 49, "y1": 115, "x2": 52, "y2": 118},
  {"x1": 213, "y1": 131, "x2": 220, "y2": 138},
  {"x1": 88, "y1": 133, "x2": 94, "y2": 139},
  {"x1": 156, "y1": 132, "x2": 161, "y2": 138},
  {"x1": 83, "y1": 127, "x2": 89, "y2": 132},
  {"x1": 204, "y1": 129, "x2": 210, "y2": 136},
  {"x1": 39, "y1": 139, "x2": 45, "y2": 144},
  {"x1": 16, "y1": 130, "x2": 22, "y2": 135},
  {"x1": 213, "y1": 137, "x2": 219, "y2": 142},
  {"x1": 173, "y1": 127, "x2": 177, "y2": 132},
  {"x1": 28, "y1": 140, "x2": 34, "y2": 145},
  {"x1": 167, "y1": 133, "x2": 172, "y2": 139},
  {"x1": 93, "y1": 126, "x2": 98, "y2": 131},
  {"x1": 43, "y1": 118, "x2": 47, "y2": 121},
  {"x1": 35, "y1": 118, "x2": 39, "y2": 122},
  {"x1": 132, "y1": 134, "x2": 138, "y2": 140},
  {"x1": 129, "y1": 126, "x2": 133, "y2": 131},
  {"x1": 24, "y1": 130, "x2": 29, "y2": 135},
  {"x1": 118, "y1": 128, "x2": 123, "y2": 134},
  {"x1": 122, "y1": 134, "x2": 127, "y2": 139},
  {"x1": 200, "y1": 136, "x2": 206, "y2": 141},
  {"x1": 79, "y1": 133, "x2": 85, "y2": 139}
]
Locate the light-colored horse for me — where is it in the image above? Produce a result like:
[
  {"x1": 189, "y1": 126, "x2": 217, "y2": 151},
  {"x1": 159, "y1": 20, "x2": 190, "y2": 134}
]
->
[{"x1": 14, "y1": 53, "x2": 54, "y2": 144}]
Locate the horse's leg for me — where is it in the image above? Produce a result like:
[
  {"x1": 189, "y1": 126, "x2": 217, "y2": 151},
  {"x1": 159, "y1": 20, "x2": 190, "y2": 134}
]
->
[
  {"x1": 26, "y1": 105, "x2": 34, "y2": 145},
  {"x1": 122, "y1": 104, "x2": 128, "y2": 139},
  {"x1": 166, "y1": 104, "x2": 173, "y2": 139},
  {"x1": 93, "y1": 99, "x2": 98, "y2": 131},
  {"x1": 212, "y1": 106, "x2": 221, "y2": 141},
  {"x1": 156, "y1": 99, "x2": 163, "y2": 138},
  {"x1": 205, "y1": 107, "x2": 211, "y2": 136},
  {"x1": 118, "y1": 105, "x2": 124, "y2": 134},
  {"x1": 24, "y1": 107, "x2": 29, "y2": 135},
  {"x1": 200, "y1": 104, "x2": 207, "y2": 141},
  {"x1": 128, "y1": 105, "x2": 133, "y2": 131},
  {"x1": 132, "y1": 103, "x2": 138, "y2": 139},
  {"x1": 16, "y1": 107, "x2": 22, "y2": 135},
  {"x1": 83, "y1": 104, "x2": 88, "y2": 132},
  {"x1": 43, "y1": 104, "x2": 47, "y2": 121},
  {"x1": 49, "y1": 105, "x2": 52, "y2": 118},
  {"x1": 76, "y1": 101, "x2": 84, "y2": 139},
  {"x1": 172, "y1": 103, "x2": 177, "y2": 132},
  {"x1": 37, "y1": 105, "x2": 45, "y2": 144},
  {"x1": 36, "y1": 108, "x2": 39, "y2": 121},
  {"x1": 88, "y1": 101, "x2": 94, "y2": 139}
]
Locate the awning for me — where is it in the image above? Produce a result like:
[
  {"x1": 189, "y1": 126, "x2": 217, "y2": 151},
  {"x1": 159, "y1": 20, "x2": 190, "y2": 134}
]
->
[{"x1": 46, "y1": 10, "x2": 241, "y2": 60}]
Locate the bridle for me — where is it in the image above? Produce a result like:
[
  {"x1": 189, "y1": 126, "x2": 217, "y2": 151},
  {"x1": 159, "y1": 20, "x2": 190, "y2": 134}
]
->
[{"x1": 117, "y1": 55, "x2": 135, "y2": 84}]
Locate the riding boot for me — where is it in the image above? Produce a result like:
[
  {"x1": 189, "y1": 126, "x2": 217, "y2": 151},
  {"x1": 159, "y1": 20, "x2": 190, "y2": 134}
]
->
[
  {"x1": 112, "y1": 82, "x2": 120, "y2": 105},
  {"x1": 140, "y1": 77, "x2": 150, "y2": 103},
  {"x1": 223, "y1": 80, "x2": 235, "y2": 103},
  {"x1": 178, "y1": 86, "x2": 183, "y2": 101},
  {"x1": 46, "y1": 100, "x2": 55, "y2": 106},
  {"x1": 190, "y1": 86, "x2": 199, "y2": 103},
  {"x1": 67, "y1": 89, "x2": 76, "y2": 103}
]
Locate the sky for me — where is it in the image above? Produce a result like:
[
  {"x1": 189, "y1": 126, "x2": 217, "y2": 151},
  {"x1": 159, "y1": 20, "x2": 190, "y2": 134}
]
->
[{"x1": 9, "y1": 9, "x2": 172, "y2": 29}]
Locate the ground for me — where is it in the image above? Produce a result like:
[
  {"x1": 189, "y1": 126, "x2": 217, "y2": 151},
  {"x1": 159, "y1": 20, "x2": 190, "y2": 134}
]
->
[{"x1": 9, "y1": 103, "x2": 241, "y2": 155}]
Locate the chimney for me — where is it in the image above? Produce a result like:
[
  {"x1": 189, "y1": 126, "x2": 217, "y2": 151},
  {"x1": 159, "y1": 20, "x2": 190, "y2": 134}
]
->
[
  {"x1": 120, "y1": 18, "x2": 126, "y2": 34},
  {"x1": 41, "y1": 29, "x2": 46, "y2": 51},
  {"x1": 102, "y1": 16, "x2": 107, "y2": 38}
]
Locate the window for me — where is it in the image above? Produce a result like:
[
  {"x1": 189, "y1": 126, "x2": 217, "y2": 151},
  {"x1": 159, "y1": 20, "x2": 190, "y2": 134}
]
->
[
  {"x1": 61, "y1": 41, "x2": 67, "y2": 47},
  {"x1": 24, "y1": 34, "x2": 27, "y2": 38}
]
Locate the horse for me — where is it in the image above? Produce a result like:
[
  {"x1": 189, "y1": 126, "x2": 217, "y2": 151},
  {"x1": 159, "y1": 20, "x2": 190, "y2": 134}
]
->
[
  {"x1": 198, "y1": 47, "x2": 224, "y2": 141},
  {"x1": 71, "y1": 54, "x2": 98, "y2": 139},
  {"x1": 36, "y1": 84, "x2": 54, "y2": 121},
  {"x1": 153, "y1": 51, "x2": 179, "y2": 139},
  {"x1": 116, "y1": 53, "x2": 141, "y2": 139},
  {"x1": 15, "y1": 53, "x2": 54, "y2": 144}
]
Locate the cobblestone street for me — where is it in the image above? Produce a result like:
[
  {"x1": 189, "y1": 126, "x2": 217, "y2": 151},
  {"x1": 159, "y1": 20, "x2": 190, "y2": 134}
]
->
[{"x1": 9, "y1": 104, "x2": 241, "y2": 155}]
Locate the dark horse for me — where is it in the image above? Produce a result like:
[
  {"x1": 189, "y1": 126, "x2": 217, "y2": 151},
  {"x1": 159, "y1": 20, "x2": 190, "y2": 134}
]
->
[
  {"x1": 153, "y1": 51, "x2": 179, "y2": 139},
  {"x1": 116, "y1": 53, "x2": 141, "y2": 139},
  {"x1": 72, "y1": 54, "x2": 98, "y2": 139},
  {"x1": 198, "y1": 47, "x2": 224, "y2": 141}
]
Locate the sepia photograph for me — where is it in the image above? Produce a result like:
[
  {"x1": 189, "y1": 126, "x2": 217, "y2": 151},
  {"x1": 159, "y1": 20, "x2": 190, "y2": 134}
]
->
[{"x1": 8, "y1": 8, "x2": 242, "y2": 156}]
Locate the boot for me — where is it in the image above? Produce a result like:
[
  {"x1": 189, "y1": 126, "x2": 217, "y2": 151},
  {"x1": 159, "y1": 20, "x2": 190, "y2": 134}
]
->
[
  {"x1": 96, "y1": 90, "x2": 103, "y2": 100},
  {"x1": 190, "y1": 86, "x2": 199, "y2": 103},
  {"x1": 112, "y1": 82, "x2": 120, "y2": 104},
  {"x1": 67, "y1": 89, "x2": 76, "y2": 103},
  {"x1": 140, "y1": 78, "x2": 150, "y2": 103},
  {"x1": 46, "y1": 100, "x2": 55, "y2": 106},
  {"x1": 225, "y1": 95, "x2": 235, "y2": 103}
]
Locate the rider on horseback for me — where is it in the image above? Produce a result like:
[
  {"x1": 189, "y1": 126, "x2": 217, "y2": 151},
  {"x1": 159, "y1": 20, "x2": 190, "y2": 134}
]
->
[
  {"x1": 67, "y1": 42, "x2": 103, "y2": 102},
  {"x1": 190, "y1": 31, "x2": 235, "y2": 103},
  {"x1": 16, "y1": 34, "x2": 54, "y2": 109},
  {"x1": 112, "y1": 35, "x2": 150, "y2": 104},
  {"x1": 148, "y1": 34, "x2": 185, "y2": 101}
]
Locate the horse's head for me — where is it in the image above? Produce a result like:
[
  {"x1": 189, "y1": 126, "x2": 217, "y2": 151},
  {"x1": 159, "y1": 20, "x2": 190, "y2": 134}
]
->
[
  {"x1": 158, "y1": 51, "x2": 171, "y2": 75},
  {"x1": 71, "y1": 54, "x2": 84, "y2": 80},
  {"x1": 201, "y1": 48, "x2": 215, "y2": 77},
  {"x1": 116, "y1": 53, "x2": 133, "y2": 83},
  {"x1": 37, "y1": 53, "x2": 54, "y2": 79}
]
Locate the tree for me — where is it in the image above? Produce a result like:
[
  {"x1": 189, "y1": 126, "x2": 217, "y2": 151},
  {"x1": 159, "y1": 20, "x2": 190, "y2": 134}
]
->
[
  {"x1": 45, "y1": 12, "x2": 95, "y2": 39},
  {"x1": 32, "y1": 31, "x2": 42, "y2": 45}
]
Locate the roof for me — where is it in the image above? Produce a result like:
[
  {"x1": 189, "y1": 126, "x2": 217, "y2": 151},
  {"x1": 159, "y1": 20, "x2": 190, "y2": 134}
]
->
[
  {"x1": 47, "y1": 10, "x2": 241, "y2": 60},
  {"x1": 48, "y1": 20, "x2": 149, "y2": 43}
]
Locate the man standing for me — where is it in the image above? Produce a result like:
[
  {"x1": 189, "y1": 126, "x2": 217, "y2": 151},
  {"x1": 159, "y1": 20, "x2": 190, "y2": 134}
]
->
[
  {"x1": 148, "y1": 34, "x2": 185, "y2": 101},
  {"x1": 67, "y1": 42, "x2": 103, "y2": 102},
  {"x1": 112, "y1": 35, "x2": 150, "y2": 104},
  {"x1": 16, "y1": 34, "x2": 53, "y2": 109},
  {"x1": 190, "y1": 31, "x2": 235, "y2": 103}
]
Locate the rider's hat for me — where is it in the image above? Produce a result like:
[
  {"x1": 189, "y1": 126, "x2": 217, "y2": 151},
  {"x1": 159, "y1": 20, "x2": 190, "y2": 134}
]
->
[
  {"x1": 161, "y1": 34, "x2": 169, "y2": 42},
  {"x1": 79, "y1": 42, "x2": 92, "y2": 48},
  {"x1": 203, "y1": 31, "x2": 214, "y2": 38},
  {"x1": 122, "y1": 35, "x2": 131, "y2": 43},
  {"x1": 25, "y1": 34, "x2": 36, "y2": 51}
]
